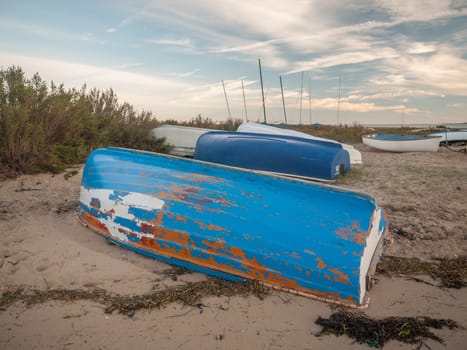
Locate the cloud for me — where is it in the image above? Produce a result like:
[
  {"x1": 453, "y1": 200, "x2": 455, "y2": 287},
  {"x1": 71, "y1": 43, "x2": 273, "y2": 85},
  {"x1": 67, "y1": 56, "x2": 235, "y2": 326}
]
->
[
  {"x1": 372, "y1": 0, "x2": 467, "y2": 22},
  {"x1": 0, "y1": 52, "x2": 190, "y2": 111},
  {"x1": 402, "y1": 52, "x2": 467, "y2": 95},
  {"x1": 407, "y1": 42, "x2": 437, "y2": 55},
  {"x1": 146, "y1": 38, "x2": 193, "y2": 47},
  {"x1": 177, "y1": 69, "x2": 200, "y2": 78},
  {"x1": 0, "y1": 19, "x2": 100, "y2": 44},
  {"x1": 3, "y1": 0, "x2": 466, "y2": 124}
]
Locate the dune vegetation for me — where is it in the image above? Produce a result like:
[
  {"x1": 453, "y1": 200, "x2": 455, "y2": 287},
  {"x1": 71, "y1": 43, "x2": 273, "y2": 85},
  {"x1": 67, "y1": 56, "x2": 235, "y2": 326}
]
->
[{"x1": 0, "y1": 66, "x2": 242, "y2": 176}]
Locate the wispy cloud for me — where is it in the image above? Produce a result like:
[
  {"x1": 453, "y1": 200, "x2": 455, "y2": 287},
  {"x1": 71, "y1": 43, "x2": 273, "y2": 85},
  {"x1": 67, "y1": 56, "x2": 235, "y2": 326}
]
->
[
  {"x1": 146, "y1": 38, "x2": 193, "y2": 47},
  {"x1": 177, "y1": 69, "x2": 200, "y2": 78},
  {"x1": 2, "y1": 0, "x2": 466, "y2": 123},
  {"x1": 0, "y1": 19, "x2": 100, "y2": 44}
]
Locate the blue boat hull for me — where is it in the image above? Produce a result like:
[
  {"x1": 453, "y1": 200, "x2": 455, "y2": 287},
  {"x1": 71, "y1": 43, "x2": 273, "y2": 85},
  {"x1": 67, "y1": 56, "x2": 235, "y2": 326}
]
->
[
  {"x1": 77, "y1": 148, "x2": 387, "y2": 307},
  {"x1": 194, "y1": 131, "x2": 350, "y2": 181}
]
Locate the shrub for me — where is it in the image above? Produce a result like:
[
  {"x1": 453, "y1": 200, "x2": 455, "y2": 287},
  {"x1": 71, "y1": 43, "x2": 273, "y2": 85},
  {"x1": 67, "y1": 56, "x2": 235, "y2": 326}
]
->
[{"x1": 0, "y1": 66, "x2": 168, "y2": 175}]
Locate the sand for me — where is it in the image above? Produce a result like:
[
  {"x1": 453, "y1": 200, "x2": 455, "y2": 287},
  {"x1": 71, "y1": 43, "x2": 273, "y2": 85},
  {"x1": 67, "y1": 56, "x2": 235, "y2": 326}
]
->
[{"x1": 1, "y1": 146, "x2": 466, "y2": 349}]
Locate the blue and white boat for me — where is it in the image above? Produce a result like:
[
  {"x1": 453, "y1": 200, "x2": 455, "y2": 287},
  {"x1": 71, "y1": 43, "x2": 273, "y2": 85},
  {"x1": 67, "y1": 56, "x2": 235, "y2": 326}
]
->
[
  {"x1": 238, "y1": 122, "x2": 362, "y2": 164},
  {"x1": 362, "y1": 133, "x2": 442, "y2": 152},
  {"x1": 427, "y1": 129, "x2": 467, "y2": 145},
  {"x1": 77, "y1": 147, "x2": 387, "y2": 307},
  {"x1": 194, "y1": 131, "x2": 350, "y2": 182}
]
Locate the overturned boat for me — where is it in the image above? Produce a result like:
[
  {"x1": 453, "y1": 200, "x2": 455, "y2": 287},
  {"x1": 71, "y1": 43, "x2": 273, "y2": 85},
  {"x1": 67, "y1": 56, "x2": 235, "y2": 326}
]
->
[
  {"x1": 194, "y1": 131, "x2": 350, "y2": 182},
  {"x1": 152, "y1": 125, "x2": 216, "y2": 157},
  {"x1": 238, "y1": 121, "x2": 362, "y2": 165},
  {"x1": 77, "y1": 147, "x2": 388, "y2": 307},
  {"x1": 362, "y1": 133, "x2": 442, "y2": 152}
]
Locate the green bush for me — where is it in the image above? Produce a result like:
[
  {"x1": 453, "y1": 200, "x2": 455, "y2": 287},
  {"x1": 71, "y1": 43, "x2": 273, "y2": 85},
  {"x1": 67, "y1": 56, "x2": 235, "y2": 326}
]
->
[{"x1": 0, "y1": 66, "x2": 169, "y2": 175}]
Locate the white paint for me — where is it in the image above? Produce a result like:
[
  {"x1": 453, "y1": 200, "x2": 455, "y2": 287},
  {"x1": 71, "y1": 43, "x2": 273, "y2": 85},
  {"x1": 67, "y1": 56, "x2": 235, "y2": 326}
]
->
[
  {"x1": 152, "y1": 125, "x2": 218, "y2": 156},
  {"x1": 358, "y1": 208, "x2": 384, "y2": 304},
  {"x1": 80, "y1": 187, "x2": 165, "y2": 242},
  {"x1": 362, "y1": 134, "x2": 441, "y2": 152}
]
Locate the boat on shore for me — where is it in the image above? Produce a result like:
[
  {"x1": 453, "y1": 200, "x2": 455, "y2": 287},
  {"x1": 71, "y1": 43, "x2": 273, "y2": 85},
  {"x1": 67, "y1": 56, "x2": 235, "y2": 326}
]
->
[
  {"x1": 237, "y1": 122, "x2": 362, "y2": 165},
  {"x1": 77, "y1": 147, "x2": 388, "y2": 307},
  {"x1": 194, "y1": 131, "x2": 350, "y2": 182},
  {"x1": 427, "y1": 129, "x2": 467, "y2": 145},
  {"x1": 362, "y1": 133, "x2": 442, "y2": 152},
  {"x1": 152, "y1": 125, "x2": 216, "y2": 157}
]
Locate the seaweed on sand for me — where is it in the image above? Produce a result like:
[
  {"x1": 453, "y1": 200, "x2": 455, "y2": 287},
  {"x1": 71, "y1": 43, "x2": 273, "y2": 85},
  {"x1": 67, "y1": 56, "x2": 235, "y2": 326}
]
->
[
  {"x1": 0, "y1": 278, "x2": 269, "y2": 317},
  {"x1": 376, "y1": 256, "x2": 466, "y2": 288},
  {"x1": 315, "y1": 310, "x2": 461, "y2": 348}
]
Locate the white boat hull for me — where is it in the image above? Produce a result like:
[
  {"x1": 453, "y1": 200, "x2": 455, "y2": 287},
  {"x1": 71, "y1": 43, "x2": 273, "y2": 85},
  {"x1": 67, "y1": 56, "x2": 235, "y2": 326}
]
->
[
  {"x1": 152, "y1": 125, "x2": 217, "y2": 157},
  {"x1": 362, "y1": 134, "x2": 442, "y2": 152}
]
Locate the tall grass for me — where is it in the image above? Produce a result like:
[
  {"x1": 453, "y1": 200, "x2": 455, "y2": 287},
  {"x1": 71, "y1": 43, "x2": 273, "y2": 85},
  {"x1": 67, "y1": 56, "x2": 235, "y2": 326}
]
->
[
  {"x1": 284, "y1": 124, "x2": 372, "y2": 144},
  {"x1": 163, "y1": 114, "x2": 242, "y2": 131}
]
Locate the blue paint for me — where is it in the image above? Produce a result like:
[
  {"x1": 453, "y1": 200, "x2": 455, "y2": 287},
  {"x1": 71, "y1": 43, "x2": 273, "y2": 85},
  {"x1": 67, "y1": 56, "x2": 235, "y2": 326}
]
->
[
  {"x1": 193, "y1": 131, "x2": 350, "y2": 181},
  {"x1": 372, "y1": 133, "x2": 434, "y2": 140},
  {"x1": 78, "y1": 147, "x2": 387, "y2": 305}
]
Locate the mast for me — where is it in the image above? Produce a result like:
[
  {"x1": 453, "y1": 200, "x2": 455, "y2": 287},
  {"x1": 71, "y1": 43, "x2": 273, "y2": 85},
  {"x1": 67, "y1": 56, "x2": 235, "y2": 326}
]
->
[
  {"x1": 222, "y1": 80, "x2": 232, "y2": 119},
  {"x1": 241, "y1": 79, "x2": 248, "y2": 122},
  {"x1": 299, "y1": 71, "x2": 304, "y2": 125},
  {"x1": 336, "y1": 74, "x2": 341, "y2": 126},
  {"x1": 279, "y1": 75, "x2": 287, "y2": 124},
  {"x1": 258, "y1": 58, "x2": 267, "y2": 123},
  {"x1": 308, "y1": 76, "x2": 312, "y2": 125}
]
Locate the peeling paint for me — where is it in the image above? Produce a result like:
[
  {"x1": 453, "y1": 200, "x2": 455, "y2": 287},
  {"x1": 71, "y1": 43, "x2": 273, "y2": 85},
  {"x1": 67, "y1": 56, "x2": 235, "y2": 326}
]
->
[{"x1": 77, "y1": 148, "x2": 388, "y2": 307}]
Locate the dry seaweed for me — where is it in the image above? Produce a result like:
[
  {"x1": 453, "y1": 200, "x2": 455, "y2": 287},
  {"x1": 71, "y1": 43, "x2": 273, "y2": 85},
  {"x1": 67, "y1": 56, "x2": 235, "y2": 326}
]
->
[
  {"x1": 377, "y1": 256, "x2": 466, "y2": 288},
  {"x1": 315, "y1": 310, "x2": 460, "y2": 348},
  {"x1": 0, "y1": 278, "x2": 269, "y2": 317}
]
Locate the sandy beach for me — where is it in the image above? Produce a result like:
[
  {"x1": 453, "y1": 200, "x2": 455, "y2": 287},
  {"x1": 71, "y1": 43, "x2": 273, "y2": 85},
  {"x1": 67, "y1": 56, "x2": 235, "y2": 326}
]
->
[{"x1": 1, "y1": 145, "x2": 466, "y2": 349}]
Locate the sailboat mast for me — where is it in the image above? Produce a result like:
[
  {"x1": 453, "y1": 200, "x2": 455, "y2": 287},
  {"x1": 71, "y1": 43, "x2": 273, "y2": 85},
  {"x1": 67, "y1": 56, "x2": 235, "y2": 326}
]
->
[
  {"x1": 299, "y1": 71, "x2": 304, "y2": 125},
  {"x1": 336, "y1": 75, "x2": 341, "y2": 126},
  {"x1": 279, "y1": 75, "x2": 287, "y2": 124},
  {"x1": 258, "y1": 58, "x2": 267, "y2": 123},
  {"x1": 222, "y1": 80, "x2": 232, "y2": 119},
  {"x1": 241, "y1": 79, "x2": 248, "y2": 122},
  {"x1": 308, "y1": 77, "x2": 312, "y2": 125}
]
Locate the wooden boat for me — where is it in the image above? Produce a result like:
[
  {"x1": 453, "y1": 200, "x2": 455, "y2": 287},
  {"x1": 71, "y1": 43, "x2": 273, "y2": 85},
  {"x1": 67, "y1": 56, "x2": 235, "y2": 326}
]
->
[
  {"x1": 77, "y1": 147, "x2": 388, "y2": 307},
  {"x1": 238, "y1": 121, "x2": 362, "y2": 164},
  {"x1": 427, "y1": 129, "x2": 467, "y2": 145},
  {"x1": 362, "y1": 133, "x2": 442, "y2": 152},
  {"x1": 152, "y1": 125, "x2": 217, "y2": 157},
  {"x1": 194, "y1": 131, "x2": 350, "y2": 182}
]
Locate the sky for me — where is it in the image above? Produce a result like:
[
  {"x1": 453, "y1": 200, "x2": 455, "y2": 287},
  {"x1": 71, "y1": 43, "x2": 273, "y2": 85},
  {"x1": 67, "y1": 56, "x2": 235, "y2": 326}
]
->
[{"x1": 1, "y1": 0, "x2": 467, "y2": 125}]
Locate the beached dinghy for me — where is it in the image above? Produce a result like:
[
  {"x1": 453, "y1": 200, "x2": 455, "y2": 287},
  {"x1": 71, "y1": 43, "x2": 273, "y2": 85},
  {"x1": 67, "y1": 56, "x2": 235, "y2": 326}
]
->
[
  {"x1": 152, "y1": 125, "x2": 218, "y2": 157},
  {"x1": 362, "y1": 133, "x2": 442, "y2": 152},
  {"x1": 238, "y1": 121, "x2": 362, "y2": 165},
  {"x1": 427, "y1": 129, "x2": 467, "y2": 145},
  {"x1": 194, "y1": 131, "x2": 350, "y2": 182},
  {"x1": 77, "y1": 147, "x2": 387, "y2": 307}
]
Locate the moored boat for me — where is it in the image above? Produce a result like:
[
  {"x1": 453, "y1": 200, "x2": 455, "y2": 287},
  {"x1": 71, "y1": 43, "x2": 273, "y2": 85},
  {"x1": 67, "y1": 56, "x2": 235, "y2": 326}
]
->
[
  {"x1": 194, "y1": 131, "x2": 350, "y2": 182},
  {"x1": 152, "y1": 125, "x2": 217, "y2": 157},
  {"x1": 362, "y1": 133, "x2": 442, "y2": 152},
  {"x1": 77, "y1": 147, "x2": 388, "y2": 307},
  {"x1": 238, "y1": 121, "x2": 362, "y2": 164}
]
